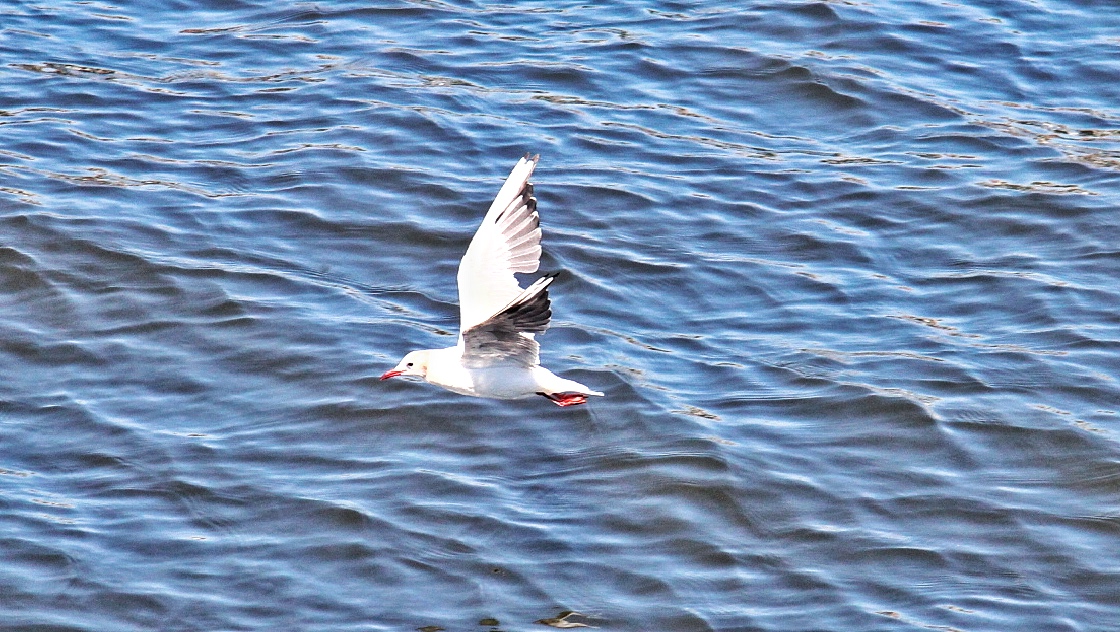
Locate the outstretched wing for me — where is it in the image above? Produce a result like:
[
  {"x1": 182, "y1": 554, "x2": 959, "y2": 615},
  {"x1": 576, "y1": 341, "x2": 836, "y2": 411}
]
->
[
  {"x1": 456, "y1": 154, "x2": 543, "y2": 336},
  {"x1": 461, "y1": 274, "x2": 555, "y2": 368}
]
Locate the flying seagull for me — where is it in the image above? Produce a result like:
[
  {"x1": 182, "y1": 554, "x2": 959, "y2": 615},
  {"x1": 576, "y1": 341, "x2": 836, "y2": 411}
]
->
[{"x1": 380, "y1": 155, "x2": 603, "y2": 407}]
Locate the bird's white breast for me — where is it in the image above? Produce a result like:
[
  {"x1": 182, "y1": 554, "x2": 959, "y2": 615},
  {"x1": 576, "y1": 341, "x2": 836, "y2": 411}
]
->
[{"x1": 424, "y1": 346, "x2": 541, "y2": 399}]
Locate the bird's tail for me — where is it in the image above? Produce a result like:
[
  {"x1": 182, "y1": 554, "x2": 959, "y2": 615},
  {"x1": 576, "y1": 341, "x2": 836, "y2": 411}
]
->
[
  {"x1": 535, "y1": 369, "x2": 603, "y2": 398},
  {"x1": 550, "y1": 376, "x2": 603, "y2": 397}
]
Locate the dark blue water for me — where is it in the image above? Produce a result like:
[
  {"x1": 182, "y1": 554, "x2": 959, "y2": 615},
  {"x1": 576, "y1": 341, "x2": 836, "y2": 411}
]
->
[{"x1": 2, "y1": 1, "x2": 1118, "y2": 630}]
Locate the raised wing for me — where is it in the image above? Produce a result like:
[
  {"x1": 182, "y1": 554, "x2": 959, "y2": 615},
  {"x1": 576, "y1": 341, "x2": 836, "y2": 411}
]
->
[
  {"x1": 457, "y1": 154, "x2": 543, "y2": 336},
  {"x1": 461, "y1": 274, "x2": 555, "y2": 368}
]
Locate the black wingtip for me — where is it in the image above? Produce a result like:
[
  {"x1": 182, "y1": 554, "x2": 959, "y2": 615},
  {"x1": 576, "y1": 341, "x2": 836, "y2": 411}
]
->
[{"x1": 497, "y1": 274, "x2": 557, "y2": 334}]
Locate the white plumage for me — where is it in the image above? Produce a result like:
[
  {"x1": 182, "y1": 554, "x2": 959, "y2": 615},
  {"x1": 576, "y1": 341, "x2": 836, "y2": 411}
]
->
[{"x1": 381, "y1": 155, "x2": 603, "y2": 407}]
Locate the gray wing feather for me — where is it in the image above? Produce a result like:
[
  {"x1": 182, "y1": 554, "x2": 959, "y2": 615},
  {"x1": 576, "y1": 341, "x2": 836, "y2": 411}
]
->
[
  {"x1": 461, "y1": 274, "x2": 556, "y2": 368},
  {"x1": 495, "y1": 187, "x2": 542, "y2": 272}
]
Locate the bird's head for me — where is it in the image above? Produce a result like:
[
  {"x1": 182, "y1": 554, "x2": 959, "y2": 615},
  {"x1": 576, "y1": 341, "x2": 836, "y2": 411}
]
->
[{"x1": 380, "y1": 350, "x2": 430, "y2": 381}]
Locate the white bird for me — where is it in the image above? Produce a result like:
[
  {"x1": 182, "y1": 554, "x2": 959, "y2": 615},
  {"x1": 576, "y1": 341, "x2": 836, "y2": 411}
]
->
[{"x1": 380, "y1": 155, "x2": 603, "y2": 407}]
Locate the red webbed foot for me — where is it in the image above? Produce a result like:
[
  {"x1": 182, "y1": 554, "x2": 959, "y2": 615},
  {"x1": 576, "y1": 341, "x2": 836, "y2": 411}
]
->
[{"x1": 538, "y1": 392, "x2": 589, "y2": 407}]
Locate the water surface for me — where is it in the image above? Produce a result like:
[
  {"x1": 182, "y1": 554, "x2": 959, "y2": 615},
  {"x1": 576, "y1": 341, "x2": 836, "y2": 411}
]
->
[{"x1": 2, "y1": 1, "x2": 1118, "y2": 630}]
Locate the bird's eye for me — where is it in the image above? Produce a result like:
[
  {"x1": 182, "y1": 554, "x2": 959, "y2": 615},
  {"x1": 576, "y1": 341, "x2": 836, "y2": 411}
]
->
[{"x1": 406, "y1": 362, "x2": 414, "y2": 368}]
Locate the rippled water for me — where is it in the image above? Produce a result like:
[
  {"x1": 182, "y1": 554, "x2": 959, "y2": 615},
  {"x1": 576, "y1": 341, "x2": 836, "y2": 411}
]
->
[{"x1": 3, "y1": 1, "x2": 1119, "y2": 630}]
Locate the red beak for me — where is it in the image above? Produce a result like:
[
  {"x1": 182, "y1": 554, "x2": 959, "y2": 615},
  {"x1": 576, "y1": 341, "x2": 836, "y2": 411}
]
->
[{"x1": 380, "y1": 370, "x2": 403, "y2": 381}]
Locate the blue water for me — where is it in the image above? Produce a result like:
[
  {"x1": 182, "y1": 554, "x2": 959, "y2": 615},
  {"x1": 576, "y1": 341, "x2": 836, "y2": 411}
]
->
[{"x1": 2, "y1": 1, "x2": 1119, "y2": 630}]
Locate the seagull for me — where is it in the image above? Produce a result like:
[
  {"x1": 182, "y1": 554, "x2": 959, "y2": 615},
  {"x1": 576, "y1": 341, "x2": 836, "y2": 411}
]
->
[{"x1": 380, "y1": 155, "x2": 603, "y2": 407}]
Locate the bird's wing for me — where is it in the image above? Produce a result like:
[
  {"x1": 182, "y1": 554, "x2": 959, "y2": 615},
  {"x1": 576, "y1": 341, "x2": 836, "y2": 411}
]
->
[
  {"x1": 461, "y1": 274, "x2": 555, "y2": 368},
  {"x1": 457, "y1": 154, "x2": 543, "y2": 336}
]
